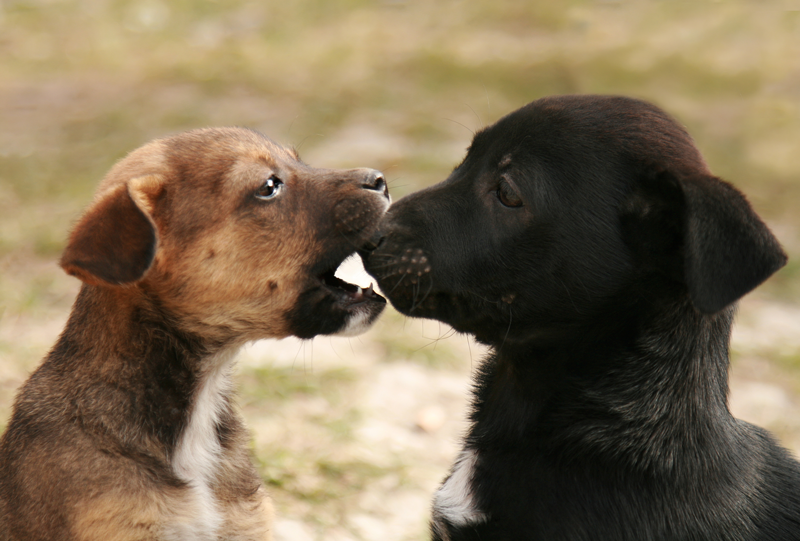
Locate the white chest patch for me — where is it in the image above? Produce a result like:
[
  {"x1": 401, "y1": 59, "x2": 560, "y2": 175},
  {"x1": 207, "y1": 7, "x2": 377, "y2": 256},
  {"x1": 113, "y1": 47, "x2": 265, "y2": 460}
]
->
[
  {"x1": 167, "y1": 348, "x2": 237, "y2": 540},
  {"x1": 433, "y1": 448, "x2": 489, "y2": 528}
]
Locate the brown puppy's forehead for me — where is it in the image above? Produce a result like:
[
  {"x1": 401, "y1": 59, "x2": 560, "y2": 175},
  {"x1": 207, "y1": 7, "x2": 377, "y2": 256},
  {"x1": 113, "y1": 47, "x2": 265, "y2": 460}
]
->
[
  {"x1": 150, "y1": 129, "x2": 310, "y2": 243},
  {"x1": 163, "y1": 128, "x2": 297, "y2": 195},
  {"x1": 98, "y1": 128, "x2": 299, "y2": 197},
  {"x1": 166, "y1": 127, "x2": 300, "y2": 171}
]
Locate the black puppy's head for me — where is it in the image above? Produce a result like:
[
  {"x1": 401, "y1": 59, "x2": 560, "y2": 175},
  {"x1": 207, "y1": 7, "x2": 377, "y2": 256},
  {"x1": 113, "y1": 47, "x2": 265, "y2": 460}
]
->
[{"x1": 362, "y1": 95, "x2": 786, "y2": 346}]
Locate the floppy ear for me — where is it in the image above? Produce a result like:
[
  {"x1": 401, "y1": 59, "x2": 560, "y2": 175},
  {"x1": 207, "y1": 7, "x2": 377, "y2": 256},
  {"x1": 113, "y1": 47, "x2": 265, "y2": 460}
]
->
[
  {"x1": 680, "y1": 174, "x2": 787, "y2": 313},
  {"x1": 60, "y1": 175, "x2": 164, "y2": 287},
  {"x1": 622, "y1": 168, "x2": 787, "y2": 314}
]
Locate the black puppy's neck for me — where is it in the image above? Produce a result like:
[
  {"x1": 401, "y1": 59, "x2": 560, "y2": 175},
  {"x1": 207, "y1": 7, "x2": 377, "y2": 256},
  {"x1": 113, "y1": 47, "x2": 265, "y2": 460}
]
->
[{"x1": 468, "y1": 298, "x2": 736, "y2": 477}]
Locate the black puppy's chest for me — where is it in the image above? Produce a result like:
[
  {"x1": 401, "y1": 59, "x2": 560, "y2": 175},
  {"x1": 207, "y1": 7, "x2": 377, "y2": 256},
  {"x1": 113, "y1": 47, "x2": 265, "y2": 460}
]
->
[
  {"x1": 440, "y1": 443, "x2": 773, "y2": 541},
  {"x1": 440, "y1": 344, "x2": 800, "y2": 541}
]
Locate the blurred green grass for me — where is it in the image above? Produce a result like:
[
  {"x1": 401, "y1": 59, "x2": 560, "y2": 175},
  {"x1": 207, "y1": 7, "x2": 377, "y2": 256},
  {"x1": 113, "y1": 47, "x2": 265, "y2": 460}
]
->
[
  {"x1": 3, "y1": 2, "x2": 800, "y2": 203},
  {"x1": 2, "y1": 0, "x2": 800, "y2": 535},
  {"x1": 3, "y1": 1, "x2": 798, "y2": 297}
]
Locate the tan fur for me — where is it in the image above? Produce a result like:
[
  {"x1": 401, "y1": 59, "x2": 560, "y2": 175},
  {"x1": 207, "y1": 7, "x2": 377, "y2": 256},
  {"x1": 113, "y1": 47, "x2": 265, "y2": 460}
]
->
[{"x1": 0, "y1": 127, "x2": 389, "y2": 540}]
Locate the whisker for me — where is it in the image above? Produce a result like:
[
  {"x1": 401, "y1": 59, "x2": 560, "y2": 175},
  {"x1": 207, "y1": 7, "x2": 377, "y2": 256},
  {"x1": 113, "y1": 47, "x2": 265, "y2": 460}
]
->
[
  {"x1": 442, "y1": 117, "x2": 475, "y2": 136},
  {"x1": 466, "y1": 333, "x2": 473, "y2": 371},
  {"x1": 292, "y1": 339, "x2": 305, "y2": 370},
  {"x1": 329, "y1": 336, "x2": 344, "y2": 364},
  {"x1": 498, "y1": 309, "x2": 513, "y2": 355},
  {"x1": 463, "y1": 101, "x2": 483, "y2": 129},
  {"x1": 362, "y1": 260, "x2": 396, "y2": 269},
  {"x1": 386, "y1": 273, "x2": 408, "y2": 295},
  {"x1": 414, "y1": 276, "x2": 435, "y2": 310},
  {"x1": 409, "y1": 279, "x2": 421, "y2": 313}
]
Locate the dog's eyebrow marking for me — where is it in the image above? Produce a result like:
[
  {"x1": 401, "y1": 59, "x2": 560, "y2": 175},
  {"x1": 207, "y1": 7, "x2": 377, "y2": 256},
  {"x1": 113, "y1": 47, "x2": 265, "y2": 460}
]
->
[
  {"x1": 433, "y1": 448, "x2": 489, "y2": 528},
  {"x1": 257, "y1": 154, "x2": 278, "y2": 168},
  {"x1": 499, "y1": 154, "x2": 513, "y2": 168}
]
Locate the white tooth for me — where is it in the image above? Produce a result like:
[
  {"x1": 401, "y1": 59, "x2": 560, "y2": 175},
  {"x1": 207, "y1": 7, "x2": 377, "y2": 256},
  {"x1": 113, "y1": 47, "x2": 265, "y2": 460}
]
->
[
  {"x1": 355, "y1": 286, "x2": 363, "y2": 297},
  {"x1": 366, "y1": 283, "x2": 374, "y2": 295}
]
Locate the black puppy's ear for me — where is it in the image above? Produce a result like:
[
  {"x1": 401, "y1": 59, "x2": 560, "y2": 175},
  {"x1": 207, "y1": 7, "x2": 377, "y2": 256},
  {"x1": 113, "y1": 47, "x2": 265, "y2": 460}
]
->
[
  {"x1": 680, "y1": 174, "x2": 786, "y2": 314},
  {"x1": 623, "y1": 167, "x2": 787, "y2": 314}
]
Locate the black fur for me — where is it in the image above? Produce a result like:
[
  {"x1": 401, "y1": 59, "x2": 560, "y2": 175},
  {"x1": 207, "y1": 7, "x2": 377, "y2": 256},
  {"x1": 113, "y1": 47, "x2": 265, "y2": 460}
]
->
[{"x1": 362, "y1": 95, "x2": 799, "y2": 540}]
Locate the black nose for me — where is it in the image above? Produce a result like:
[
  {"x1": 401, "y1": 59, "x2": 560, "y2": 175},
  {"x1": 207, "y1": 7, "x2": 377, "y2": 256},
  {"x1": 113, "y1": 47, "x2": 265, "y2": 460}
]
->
[
  {"x1": 360, "y1": 230, "x2": 386, "y2": 253},
  {"x1": 362, "y1": 170, "x2": 388, "y2": 197}
]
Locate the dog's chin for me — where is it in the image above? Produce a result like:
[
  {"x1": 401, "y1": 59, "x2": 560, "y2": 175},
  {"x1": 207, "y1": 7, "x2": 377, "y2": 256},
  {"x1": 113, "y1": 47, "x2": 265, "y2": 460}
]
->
[
  {"x1": 331, "y1": 301, "x2": 385, "y2": 337},
  {"x1": 370, "y1": 275, "x2": 512, "y2": 341}
]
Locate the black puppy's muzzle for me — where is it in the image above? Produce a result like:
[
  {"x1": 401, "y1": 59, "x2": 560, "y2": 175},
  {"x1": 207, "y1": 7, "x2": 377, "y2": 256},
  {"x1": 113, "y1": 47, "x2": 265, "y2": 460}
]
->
[{"x1": 358, "y1": 230, "x2": 386, "y2": 255}]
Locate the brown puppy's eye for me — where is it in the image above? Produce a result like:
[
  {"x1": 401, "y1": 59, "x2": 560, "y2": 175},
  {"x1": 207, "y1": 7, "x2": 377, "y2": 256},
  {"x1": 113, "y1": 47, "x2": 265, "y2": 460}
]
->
[
  {"x1": 255, "y1": 176, "x2": 283, "y2": 200},
  {"x1": 497, "y1": 178, "x2": 523, "y2": 208}
]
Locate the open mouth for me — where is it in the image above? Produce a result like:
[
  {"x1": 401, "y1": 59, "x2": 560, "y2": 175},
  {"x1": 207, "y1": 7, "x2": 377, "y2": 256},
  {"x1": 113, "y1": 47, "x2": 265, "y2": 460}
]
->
[{"x1": 317, "y1": 258, "x2": 386, "y2": 305}]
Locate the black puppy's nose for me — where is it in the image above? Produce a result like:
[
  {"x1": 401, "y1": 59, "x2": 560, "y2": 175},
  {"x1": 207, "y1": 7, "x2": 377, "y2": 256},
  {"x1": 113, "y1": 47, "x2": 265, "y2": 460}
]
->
[{"x1": 362, "y1": 170, "x2": 388, "y2": 197}]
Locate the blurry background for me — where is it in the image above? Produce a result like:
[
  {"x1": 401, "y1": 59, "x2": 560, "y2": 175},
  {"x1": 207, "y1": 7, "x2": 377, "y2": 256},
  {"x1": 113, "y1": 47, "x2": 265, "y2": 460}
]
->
[{"x1": 1, "y1": 1, "x2": 800, "y2": 539}]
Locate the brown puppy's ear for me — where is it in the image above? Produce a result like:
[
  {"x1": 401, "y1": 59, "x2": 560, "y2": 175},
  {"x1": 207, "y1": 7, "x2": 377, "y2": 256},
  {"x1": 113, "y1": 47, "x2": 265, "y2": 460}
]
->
[
  {"x1": 680, "y1": 174, "x2": 787, "y2": 314},
  {"x1": 60, "y1": 175, "x2": 164, "y2": 286},
  {"x1": 622, "y1": 168, "x2": 787, "y2": 314}
]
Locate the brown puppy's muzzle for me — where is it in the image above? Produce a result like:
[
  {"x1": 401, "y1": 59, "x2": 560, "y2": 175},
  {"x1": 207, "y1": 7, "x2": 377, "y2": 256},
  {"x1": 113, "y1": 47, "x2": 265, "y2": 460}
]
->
[
  {"x1": 287, "y1": 166, "x2": 391, "y2": 339},
  {"x1": 361, "y1": 169, "x2": 388, "y2": 197}
]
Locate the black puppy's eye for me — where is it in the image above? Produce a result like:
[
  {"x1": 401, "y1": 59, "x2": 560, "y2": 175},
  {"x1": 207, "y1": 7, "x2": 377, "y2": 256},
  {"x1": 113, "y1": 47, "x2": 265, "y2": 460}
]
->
[
  {"x1": 497, "y1": 178, "x2": 523, "y2": 208},
  {"x1": 255, "y1": 176, "x2": 283, "y2": 200}
]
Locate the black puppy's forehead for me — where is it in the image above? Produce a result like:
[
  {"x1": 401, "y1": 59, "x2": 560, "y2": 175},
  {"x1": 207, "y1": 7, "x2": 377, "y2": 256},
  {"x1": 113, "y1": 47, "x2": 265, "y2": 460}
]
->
[
  {"x1": 467, "y1": 123, "x2": 521, "y2": 164},
  {"x1": 470, "y1": 95, "x2": 709, "y2": 177}
]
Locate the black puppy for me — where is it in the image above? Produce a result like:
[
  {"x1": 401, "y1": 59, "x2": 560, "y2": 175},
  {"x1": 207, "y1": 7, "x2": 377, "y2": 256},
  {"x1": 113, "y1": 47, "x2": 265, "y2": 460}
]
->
[{"x1": 362, "y1": 95, "x2": 800, "y2": 540}]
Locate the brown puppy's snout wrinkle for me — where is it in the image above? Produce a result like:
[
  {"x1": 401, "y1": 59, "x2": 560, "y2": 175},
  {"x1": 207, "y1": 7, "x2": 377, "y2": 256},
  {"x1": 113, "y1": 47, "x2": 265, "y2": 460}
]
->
[{"x1": 331, "y1": 168, "x2": 390, "y2": 238}]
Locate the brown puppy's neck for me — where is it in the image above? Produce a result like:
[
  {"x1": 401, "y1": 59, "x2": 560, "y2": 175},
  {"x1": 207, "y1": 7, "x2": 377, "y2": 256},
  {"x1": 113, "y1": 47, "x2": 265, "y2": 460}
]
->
[
  {"x1": 45, "y1": 285, "x2": 229, "y2": 454},
  {"x1": 59, "y1": 284, "x2": 229, "y2": 361}
]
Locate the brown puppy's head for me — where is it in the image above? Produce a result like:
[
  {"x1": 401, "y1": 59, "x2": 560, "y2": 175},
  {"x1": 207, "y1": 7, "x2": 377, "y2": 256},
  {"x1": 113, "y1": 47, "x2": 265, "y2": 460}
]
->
[
  {"x1": 61, "y1": 127, "x2": 390, "y2": 342},
  {"x1": 362, "y1": 95, "x2": 786, "y2": 346}
]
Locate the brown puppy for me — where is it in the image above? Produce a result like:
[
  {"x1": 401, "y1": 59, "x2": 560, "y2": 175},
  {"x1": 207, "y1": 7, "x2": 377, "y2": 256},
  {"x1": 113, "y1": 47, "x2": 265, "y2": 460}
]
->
[{"x1": 0, "y1": 127, "x2": 390, "y2": 541}]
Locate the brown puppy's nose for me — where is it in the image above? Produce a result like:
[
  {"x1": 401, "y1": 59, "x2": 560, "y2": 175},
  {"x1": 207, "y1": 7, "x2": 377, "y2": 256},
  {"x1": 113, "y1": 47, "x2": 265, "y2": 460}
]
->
[{"x1": 362, "y1": 170, "x2": 388, "y2": 197}]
